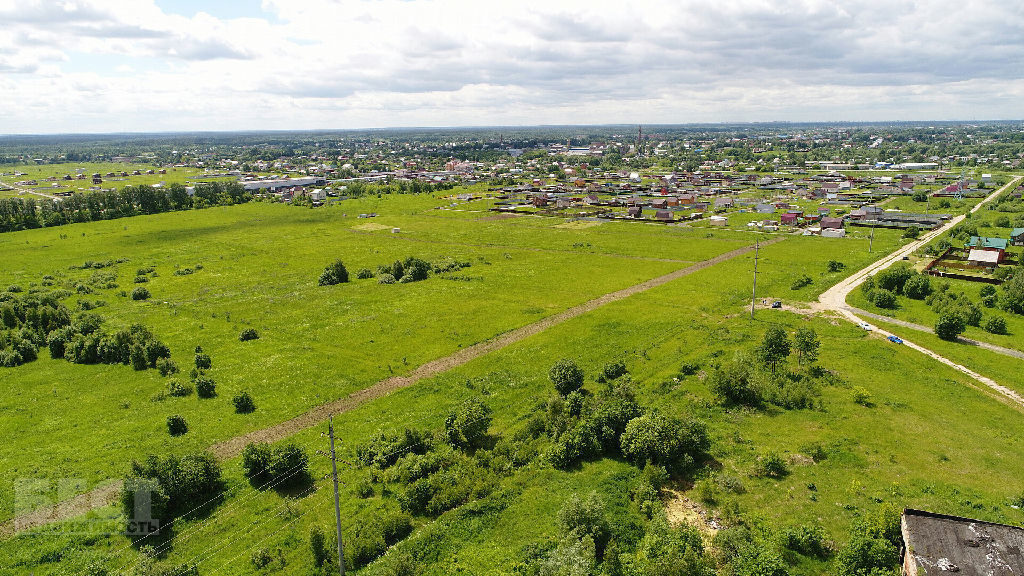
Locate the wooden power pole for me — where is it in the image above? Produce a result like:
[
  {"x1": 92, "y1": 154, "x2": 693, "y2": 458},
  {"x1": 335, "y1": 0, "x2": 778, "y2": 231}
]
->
[
  {"x1": 750, "y1": 240, "x2": 759, "y2": 319},
  {"x1": 328, "y1": 416, "x2": 345, "y2": 576}
]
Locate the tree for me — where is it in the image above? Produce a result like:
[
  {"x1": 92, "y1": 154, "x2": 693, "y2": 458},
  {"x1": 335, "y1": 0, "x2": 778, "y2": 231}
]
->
[
  {"x1": 793, "y1": 328, "x2": 820, "y2": 366},
  {"x1": 1001, "y1": 274, "x2": 1024, "y2": 314},
  {"x1": 194, "y1": 351, "x2": 212, "y2": 370},
  {"x1": 318, "y1": 260, "x2": 350, "y2": 286},
  {"x1": 903, "y1": 275, "x2": 932, "y2": 300},
  {"x1": 756, "y1": 326, "x2": 791, "y2": 372},
  {"x1": 935, "y1": 312, "x2": 966, "y2": 341},
  {"x1": 984, "y1": 316, "x2": 1008, "y2": 335},
  {"x1": 444, "y1": 397, "x2": 492, "y2": 449},
  {"x1": 875, "y1": 265, "x2": 914, "y2": 294},
  {"x1": 620, "y1": 413, "x2": 709, "y2": 472},
  {"x1": 550, "y1": 358, "x2": 585, "y2": 396},
  {"x1": 558, "y1": 492, "x2": 610, "y2": 555},
  {"x1": 310, "y1": 526, "x2": 331, "y2": 569},
  {"x1": 871, "y1": 288, "x2": 897, "y2": 309}
]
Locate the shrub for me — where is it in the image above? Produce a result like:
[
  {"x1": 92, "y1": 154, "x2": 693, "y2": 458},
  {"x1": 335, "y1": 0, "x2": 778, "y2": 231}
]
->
[
  {"x1": 133, "y1": 275, "x2": 149, "y2": 284},
  {"x1": 310, "y1": 526, "x2": 330, "y2": 569},
  {"x1": 935, "y1": 312, "x2": 966, "y2": 341},
  {"x1": 378, "y1": 273, "x2": 397, "y2": 285},
  {"x1": 984, "y1": 316, "x2": 1008, "y2": 335},
  {"x1": 241, "y1": 442, "x2": 309, "y2": 487},
  {"x1": 380, "y1": 512, "x2": 413, "y2": 545},
  {"x1": 791, "y1": 275, "x2": 813, "y2": 290},
  {"x1": 1001, "y1": 274, "x2": 1024, "y2": 314},
  {"x1": 871, "y1": 288, "x2": 897, "y2": 309},
  {"x1": 194, "y1": 352, "x2": 212, "y2": 370},
  {"x1": 753, "y1": 452, "x2": 788, "y2": 478},
  {"x1": 903, "y1": 275, "x2": 931, "y2": 300},
  {"x1": 167, "y1": 415, "x2": 188, "y2": 436},
  {"x1": 980, "y1": 284, "x2": 998, "y2": 308},
  {"x1": 356, "y1": 428, "x2": 432, "y2": 469},
  {"x1": 827, "y1": 260, "x2": 846, "y2": 273},
  {"x1": 782, "y1": 524, "x2": 829, "y2": 558},
  {"x1": 251, "y1": 547, "x2": 272, "y2": 569},
  {"x1": 558, "y1": 492, "x2": 610, "y2": 553},
  {"x1": 355, "y1": 268, "x2": 375, "y2": 279},
  {"x1": 620, "y1": 413, "x2": 710, "y2": 472},
  {"x1": 600, "y1": 360, "x2": 628, "y2": 381},
  {"x1": 912, "y1": 191, "x2": 928, "y2": 202},
  {"x1": 875, "y1": 265, "x2": 914, "y2": 294},
  {"x1": 239, "y1": 328, "x2": 259, "y2": 342},
  {"x1": 167, "y1": 380, "x2": 192, "y2": 397},
  {"x1": 852, "y1": 387, "x2": 872, "y2": 406},
  {"x1": 549, "y1": 358, "x2": 584, "y2": 396},
  {"x1": 444, "y1": 397, "x2": 492, "y2": 449},
  {"x1": 156, "y1": 357, "x2": 178, "y2": 376},
  {"x1": 706, "y1": 357, "x2": 760, "y2": 406},
  {"x1": 130, "y1": 287, "x2": 150, "y2": 301},
  {"x1": 402, "y1": 257, "x2": 431, "y2": 281},
  {"x1": 233, "y1": 391, "x2": 256, "y2": 414},
  {"x1": 757, "y1": 326, "x2": 791, "y2": 372},
  {"x1": 318, "y1": 260, "x2": 350, "y2": 286},
  {"x1": 902, "y1": 226, "x2": 920, "y2": 239},
  {"x1": 195, "y1": 376, "x2": 216, "y2": 398}
]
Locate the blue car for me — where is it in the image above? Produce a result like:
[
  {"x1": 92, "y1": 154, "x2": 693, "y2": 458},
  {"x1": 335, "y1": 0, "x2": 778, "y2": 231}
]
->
[{"x1": 888, "y1": 335, "x2": 903, "y2": 344}]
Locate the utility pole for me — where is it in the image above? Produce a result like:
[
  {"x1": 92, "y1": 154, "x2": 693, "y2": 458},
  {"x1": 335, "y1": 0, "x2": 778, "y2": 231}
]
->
[
  {"x1": 750, "y1": 239, "x2": 759, "y2": 319},
  {"x1": 869, "y1": 221, "x2": 875, "y2": 253},
  {"x1": 328, "y1": 415, "x2": 345, "y2": 576}
]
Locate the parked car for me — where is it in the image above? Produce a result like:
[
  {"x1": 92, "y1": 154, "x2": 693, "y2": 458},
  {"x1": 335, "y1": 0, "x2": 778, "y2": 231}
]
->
[
  {"x1": 858, "y1": 322, "x2": 872, "y2": 331},
  {"x1": 771, "y1": 301, "x2": 782, "y2": 308},
  {"x1": 888, "y1": 335, "x2": 903, "y2": 344}
]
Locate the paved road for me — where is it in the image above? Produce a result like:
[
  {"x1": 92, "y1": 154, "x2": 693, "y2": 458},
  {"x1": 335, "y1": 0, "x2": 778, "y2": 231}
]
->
[
  {"x1": 0, "y1": 236, "x2": 785, "y2": 538},
  {"x1": 816, "y1": 175, "x2": 1024, "y2": 407}
]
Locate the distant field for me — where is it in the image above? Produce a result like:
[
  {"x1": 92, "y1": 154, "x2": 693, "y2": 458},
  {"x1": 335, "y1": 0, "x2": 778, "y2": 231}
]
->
[{"x1": 0, "y1": 162, "x2": 224, "y2": 198}]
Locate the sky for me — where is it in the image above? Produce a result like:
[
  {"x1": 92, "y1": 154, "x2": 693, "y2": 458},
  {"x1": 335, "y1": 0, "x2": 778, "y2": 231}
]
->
[{"x1": 1, "y1": 0, "x2": 1023, "y2": 134}]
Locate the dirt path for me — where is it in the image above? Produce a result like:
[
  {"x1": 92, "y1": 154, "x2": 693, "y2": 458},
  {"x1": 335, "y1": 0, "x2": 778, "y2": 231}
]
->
[
  {"x1": 1, "y1": 236, "x2": 784, "y2": 538},
  {"x1": 849, "y1": 307, "x2": 1024, "y2": 360}
]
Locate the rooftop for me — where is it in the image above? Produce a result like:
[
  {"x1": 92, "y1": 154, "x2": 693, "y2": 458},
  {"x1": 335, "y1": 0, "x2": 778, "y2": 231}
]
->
[{"x1": 902, "y1": 509, "x2": 1024, "y2": 576}]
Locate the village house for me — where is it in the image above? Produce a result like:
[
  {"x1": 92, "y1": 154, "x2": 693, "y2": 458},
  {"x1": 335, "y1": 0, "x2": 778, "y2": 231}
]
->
[
  {"x1": 627, "y1": 206, "x2": 642, "y2": 219},
  {"x1": 1011, "y1": 228, "x2": 1024, "y2": 246},
  {"x1": 820, "y1": 217, "x2": 844, "y2": 230},
  {"x1": 901, "y1": 508, "x2": 1024, "y2": 576},
  {"x1": 654, "y1": 210, "x2": 673, "y2": 221},
  {"x1": 968, "y1": 237, "x2": 1008, "y2": 262}
]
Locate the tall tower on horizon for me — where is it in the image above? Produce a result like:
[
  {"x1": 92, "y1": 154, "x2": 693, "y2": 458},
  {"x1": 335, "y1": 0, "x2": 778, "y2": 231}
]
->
[{"x1": 637, "y1": 125, "x2": 643, "y2": 155}]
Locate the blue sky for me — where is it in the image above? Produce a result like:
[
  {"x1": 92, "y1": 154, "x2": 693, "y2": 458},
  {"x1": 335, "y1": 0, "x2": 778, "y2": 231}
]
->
[{"x1": 1, "y1": 0, "x2": 1023, "y2": 134}]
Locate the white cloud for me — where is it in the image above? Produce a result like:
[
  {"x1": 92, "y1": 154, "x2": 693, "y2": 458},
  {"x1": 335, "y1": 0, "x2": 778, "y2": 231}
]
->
[{"x1": 1, "y1": 0, "x2": 1023, "y2": 133}]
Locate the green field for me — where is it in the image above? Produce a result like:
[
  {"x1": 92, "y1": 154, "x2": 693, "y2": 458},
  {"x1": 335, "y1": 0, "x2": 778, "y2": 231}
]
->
[{"x1": 1, "y1": 190, "x2": 1023, "y2": 575}]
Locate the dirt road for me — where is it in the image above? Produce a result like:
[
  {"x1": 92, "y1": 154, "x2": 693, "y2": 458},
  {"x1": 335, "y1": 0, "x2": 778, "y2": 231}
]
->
[
  {"x1": 1, "y1": 236, "x2": 784, "y2": 538},
  {"x1": 816, "y1": 176, "x2": 1024, "y2": 407}
]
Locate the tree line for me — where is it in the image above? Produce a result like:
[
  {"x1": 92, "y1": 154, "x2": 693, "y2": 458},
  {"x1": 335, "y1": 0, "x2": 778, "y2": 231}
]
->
[{"x1": 0, "y1": 181, "x2": 251, "y2": 233}]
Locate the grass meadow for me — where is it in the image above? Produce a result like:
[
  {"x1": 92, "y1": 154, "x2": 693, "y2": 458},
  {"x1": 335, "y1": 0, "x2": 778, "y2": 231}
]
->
[{"x1": 1, "y1": 190, "x2": 1022, "y2": 575}]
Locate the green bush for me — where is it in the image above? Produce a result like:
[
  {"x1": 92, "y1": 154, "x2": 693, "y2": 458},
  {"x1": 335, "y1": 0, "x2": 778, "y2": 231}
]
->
[
  {"x1": 753, "y1": 452, "x2": 788, "y2": 478},
  {"x1": 167, "y1": 414, "x2": 188, "y2": 436},
  {"x1": 355, "y1": 268, "x2": 375, "y2": 279},
  {"x1": 195, "y1": 376, "x2": 216, "y2": 398},
  {"x1": 875, "y1": 265, "x2": 914, "y2": 294},
  {"x1": 558, "y1": 492, "x2": 610, "y2": 553},
  {"x1": 549, "y1": 358, "x2": 584, "y2": 396},
  {"x1": 782, "y1": 523, "x2": 829, "y2": 558},
  {"x1": 903, "y1": 275, "x2": 931, "y2": 300},
  {"x1": 827, "y1": 260, "x2": 846, "y2": 273},
  {"x1": 167, "y1": 380, "x2": 192, "y2": 398},
  {"x1": 318, "y1": 260, "x2": 349, "y2": 286},
  {"x1": 130, "y1": 287, "x2": 150, "y2": 301},
  {"x1": 935, "y1": 312, "x2": 966, "y2": 341},
  {"x1": 984, "y1": 315, "x2": 1008, "y2": 335},
  {"x1": 194, "y1": 352, "x2": 212, "y2": 370},
  {"x1": 790, "y1": 275, "x2": 813, "y2": 290},
  {"x1": 241, "y1": 442, "x2": 309, "y2": 487},
  {"x1": 378, "y1": 273, "x2": 397, "y2": 285},
  {"x1": 852, "y1": 387, "x2": 872, "y2": 406},
  {"x1": 871, "y1": 288, "x2": 897, "y2": 309},
  {"x1": 600, "y1": 360, "x2": 628, "y2": 381},
  {"x1": 156, "y1": 357, "x2": 178, "y2": 376},
  {"x1": 239, "y1": 328, "x2": 259, "y2": 342},
  {"x1": 707, "y1": 356, "x2": 760, "y2": 406},
  {"x1": 620, "y1": 413, "x2": 710, "y2": 472},
  {"x1": 233, "y1": 391, "x2": 256, "y2": 414},
  {"x1": 443, "y1": 397, "x2": 492, "y2": 450}
]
